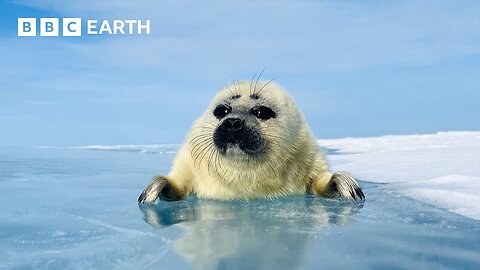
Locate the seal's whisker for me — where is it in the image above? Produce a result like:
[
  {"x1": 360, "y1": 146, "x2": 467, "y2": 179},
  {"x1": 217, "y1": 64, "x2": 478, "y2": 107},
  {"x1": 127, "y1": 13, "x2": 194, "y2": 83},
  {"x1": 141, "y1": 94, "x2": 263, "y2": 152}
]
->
[
  {"x1": 199, "y1": 141, "x2": 215, "y2": 170},
  {"x1": 225, "y1": 83, "x2": 235, "y2": 97},
  {"x1": 249, "y1": 72, "x2": 257, "y2": 96},
  {"x1": 256, "y1": 79, "x2": 274, "y2": 97},
  {"x1": 190, "y1": 136, "x2": 213, "y2": 154},
  {"x1": 189, "y1": 133, "x2": 213, "y2": 143},
  {"x1": 190, "y1": 136, "x2": 212, "y2": 156},
  {"x1": 206, "y1": 143, "x2": 217, "y2": 176},
  {"x1": 193, "y1": 141, "x2": 213, "y2": 168},
  {"x1": 253, "y1": 68, "x2": 266, "y2": 96}
]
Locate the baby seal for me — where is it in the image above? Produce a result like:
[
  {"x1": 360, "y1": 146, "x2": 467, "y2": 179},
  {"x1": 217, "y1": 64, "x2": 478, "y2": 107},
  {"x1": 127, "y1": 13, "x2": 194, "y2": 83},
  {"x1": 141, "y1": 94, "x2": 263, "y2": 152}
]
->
[{"x1": 138, "y1": 80, "x2": 364, "y2": 203}]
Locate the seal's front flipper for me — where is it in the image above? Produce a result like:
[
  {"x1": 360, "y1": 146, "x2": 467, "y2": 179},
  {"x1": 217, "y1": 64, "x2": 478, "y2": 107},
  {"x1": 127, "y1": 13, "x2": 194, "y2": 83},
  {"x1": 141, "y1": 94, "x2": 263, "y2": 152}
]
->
[
  {"x1": 138, "y1": 175, "x2": 182, "y2": 204},
  {"x1": 323, "y1": 171, "x2": 365, "y2": 201}
]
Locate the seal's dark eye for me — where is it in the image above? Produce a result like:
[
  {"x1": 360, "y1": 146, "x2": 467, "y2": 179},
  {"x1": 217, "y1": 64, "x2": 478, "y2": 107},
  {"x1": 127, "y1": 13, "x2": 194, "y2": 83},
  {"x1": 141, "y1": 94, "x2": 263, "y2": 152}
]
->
[
  {"x1": 213, "y1": 104, "x2": 231, "y2": 119},
  {"x1": 251, "y1": 106, "x2": 276, "y2": 120}
]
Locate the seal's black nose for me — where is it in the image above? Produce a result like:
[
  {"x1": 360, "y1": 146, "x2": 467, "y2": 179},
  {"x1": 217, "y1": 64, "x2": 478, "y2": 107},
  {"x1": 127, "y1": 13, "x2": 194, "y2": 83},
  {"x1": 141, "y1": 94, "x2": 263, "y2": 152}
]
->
[{"x1": 222, "y1": 118, "x2": 244, "y2": 131}]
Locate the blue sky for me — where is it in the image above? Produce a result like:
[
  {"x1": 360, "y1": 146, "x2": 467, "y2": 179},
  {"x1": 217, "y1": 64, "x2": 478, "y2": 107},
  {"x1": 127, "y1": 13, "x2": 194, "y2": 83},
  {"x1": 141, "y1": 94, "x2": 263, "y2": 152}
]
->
[{"x1": 0, "y1": 0, "x2": 479, "y2": 146}]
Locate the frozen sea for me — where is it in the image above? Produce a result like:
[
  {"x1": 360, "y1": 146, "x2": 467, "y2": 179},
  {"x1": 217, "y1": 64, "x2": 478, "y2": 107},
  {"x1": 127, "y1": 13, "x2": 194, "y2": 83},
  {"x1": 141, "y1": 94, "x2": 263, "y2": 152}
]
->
[{"x1": 0, "y1": 132, "x2": 479, "y2": 269}]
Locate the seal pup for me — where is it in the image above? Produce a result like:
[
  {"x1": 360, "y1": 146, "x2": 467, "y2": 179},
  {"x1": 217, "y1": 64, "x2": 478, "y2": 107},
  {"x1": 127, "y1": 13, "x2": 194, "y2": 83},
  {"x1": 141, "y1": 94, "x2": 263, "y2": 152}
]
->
[{"x1": 138, "y1": 79, "x2": 364, "y2": 203}]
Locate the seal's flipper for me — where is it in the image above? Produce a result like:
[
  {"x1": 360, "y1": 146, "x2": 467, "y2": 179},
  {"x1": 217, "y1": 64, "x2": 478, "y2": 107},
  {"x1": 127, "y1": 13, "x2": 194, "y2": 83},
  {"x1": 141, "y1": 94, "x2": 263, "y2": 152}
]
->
[
  {"x1": 138, "y1": 175, "x2": 182, "y2": 204},
  {"x1": 323, "y1": 171, "x2": 365, "y2": 201}
]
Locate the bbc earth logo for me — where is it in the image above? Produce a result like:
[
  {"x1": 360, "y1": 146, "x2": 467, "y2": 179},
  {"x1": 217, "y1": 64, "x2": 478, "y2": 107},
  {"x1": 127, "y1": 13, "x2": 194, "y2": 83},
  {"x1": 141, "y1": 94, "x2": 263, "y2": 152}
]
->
[{"x1": 17, "y1": 18, "x2": 151, "y2": 37}]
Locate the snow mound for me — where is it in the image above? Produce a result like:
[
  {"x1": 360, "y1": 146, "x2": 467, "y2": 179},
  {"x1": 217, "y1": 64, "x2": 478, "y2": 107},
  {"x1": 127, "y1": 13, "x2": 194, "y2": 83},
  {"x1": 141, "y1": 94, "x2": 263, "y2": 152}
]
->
[{"x1": 319, "y1": 131, "x2": 480, "y2": 220}]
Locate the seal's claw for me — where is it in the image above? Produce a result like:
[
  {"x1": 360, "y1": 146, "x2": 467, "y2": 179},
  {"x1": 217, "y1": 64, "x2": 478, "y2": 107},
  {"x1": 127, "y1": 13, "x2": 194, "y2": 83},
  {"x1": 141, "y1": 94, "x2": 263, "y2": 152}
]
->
[
  {"x1": 324, "y1": 171, "x2": 365, "y2": 201},
  {"x1": 138, "y1": 176, "x2": 169, "y2": 204}
]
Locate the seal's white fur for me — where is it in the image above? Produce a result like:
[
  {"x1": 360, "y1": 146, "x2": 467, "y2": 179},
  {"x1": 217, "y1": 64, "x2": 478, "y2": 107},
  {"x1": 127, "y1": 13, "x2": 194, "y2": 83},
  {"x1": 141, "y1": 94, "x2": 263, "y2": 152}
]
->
[{"x1": 139, "y1": 81, "x2": 364, "y2": 202}]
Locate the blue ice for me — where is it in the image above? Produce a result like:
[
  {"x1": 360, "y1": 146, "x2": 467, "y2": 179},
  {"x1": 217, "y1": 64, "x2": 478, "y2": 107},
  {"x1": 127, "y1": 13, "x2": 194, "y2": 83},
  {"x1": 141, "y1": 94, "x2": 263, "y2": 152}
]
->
[{"x1": 0, "y1": 146, "x2": 478, "y2": 269}]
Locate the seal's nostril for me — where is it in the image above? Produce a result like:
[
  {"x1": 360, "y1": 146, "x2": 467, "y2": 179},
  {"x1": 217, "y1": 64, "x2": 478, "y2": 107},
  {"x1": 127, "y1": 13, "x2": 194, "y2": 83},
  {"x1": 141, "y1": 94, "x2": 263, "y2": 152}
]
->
[
  {"x1": 232, "y1": 119, "x2": 242, "y2": 130},
  {"x1": 223, "y1": 118, "x2": 243, "y2": 131}
]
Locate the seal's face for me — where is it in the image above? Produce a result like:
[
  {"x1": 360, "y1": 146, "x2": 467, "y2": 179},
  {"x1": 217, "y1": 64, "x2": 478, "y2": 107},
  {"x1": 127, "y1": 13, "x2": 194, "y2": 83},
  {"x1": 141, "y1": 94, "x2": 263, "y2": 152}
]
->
[
  {"x1": 212, "y1": 102, "x2": 276, "y2": 155},
  {"x1": 189, "y1": 80, "x2": 302, "y2": 173},
  {"x1": 204, "y1": 80, "x2": 294, "y2": 161}
]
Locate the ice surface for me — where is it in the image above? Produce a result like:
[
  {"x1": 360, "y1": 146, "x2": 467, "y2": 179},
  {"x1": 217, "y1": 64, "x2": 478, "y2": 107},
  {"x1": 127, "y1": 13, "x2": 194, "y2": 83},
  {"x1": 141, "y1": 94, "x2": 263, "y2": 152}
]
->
[
  {"x1": 0, "y1": 132, "x2": 479, "y2": 269},
  {"x1": 319, "y1": 131, "x2": 480, "y2": 220}
]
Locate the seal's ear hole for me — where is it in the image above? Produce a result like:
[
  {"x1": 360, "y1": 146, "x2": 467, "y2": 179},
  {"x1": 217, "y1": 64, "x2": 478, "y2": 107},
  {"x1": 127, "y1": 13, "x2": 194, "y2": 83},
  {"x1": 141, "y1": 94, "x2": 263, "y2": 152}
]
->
[
  {"x1": 251, "y1": 106, "x2": 276, "y2": 120},
  {"x1": 213, "y1": 104, "x2": 232, "y2": 119}
]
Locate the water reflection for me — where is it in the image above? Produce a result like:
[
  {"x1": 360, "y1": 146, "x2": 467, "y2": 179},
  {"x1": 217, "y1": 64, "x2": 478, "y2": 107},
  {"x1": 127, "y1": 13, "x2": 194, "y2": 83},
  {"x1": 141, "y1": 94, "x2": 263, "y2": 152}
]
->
[{"x1": 139, "y1": 196, "x2": 363, "y2": 269}]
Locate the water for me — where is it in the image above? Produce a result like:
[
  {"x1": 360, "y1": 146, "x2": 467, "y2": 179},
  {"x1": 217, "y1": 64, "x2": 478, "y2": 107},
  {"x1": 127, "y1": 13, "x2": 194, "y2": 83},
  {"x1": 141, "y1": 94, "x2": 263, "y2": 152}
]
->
[{"x1": 0, "y1": 147, "x2": 478, "y2": 269}]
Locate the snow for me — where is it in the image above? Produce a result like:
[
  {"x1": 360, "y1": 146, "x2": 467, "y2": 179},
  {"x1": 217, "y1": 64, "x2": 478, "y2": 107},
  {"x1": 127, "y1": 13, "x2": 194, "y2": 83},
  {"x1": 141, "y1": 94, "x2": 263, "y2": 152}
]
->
[
  {"x1": 319, "y1": 131, "x2": 480, "y2": 220},
  {"x1": 71, "y1": 144, "x2": 179, "y2": 154}
]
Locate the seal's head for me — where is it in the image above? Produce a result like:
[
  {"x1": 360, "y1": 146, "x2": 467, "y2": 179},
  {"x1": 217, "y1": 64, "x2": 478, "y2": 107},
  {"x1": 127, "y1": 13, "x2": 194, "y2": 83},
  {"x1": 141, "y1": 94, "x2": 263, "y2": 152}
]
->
[{"x1": 194, "y1": 80, "x2": 304, "y2": 165}]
